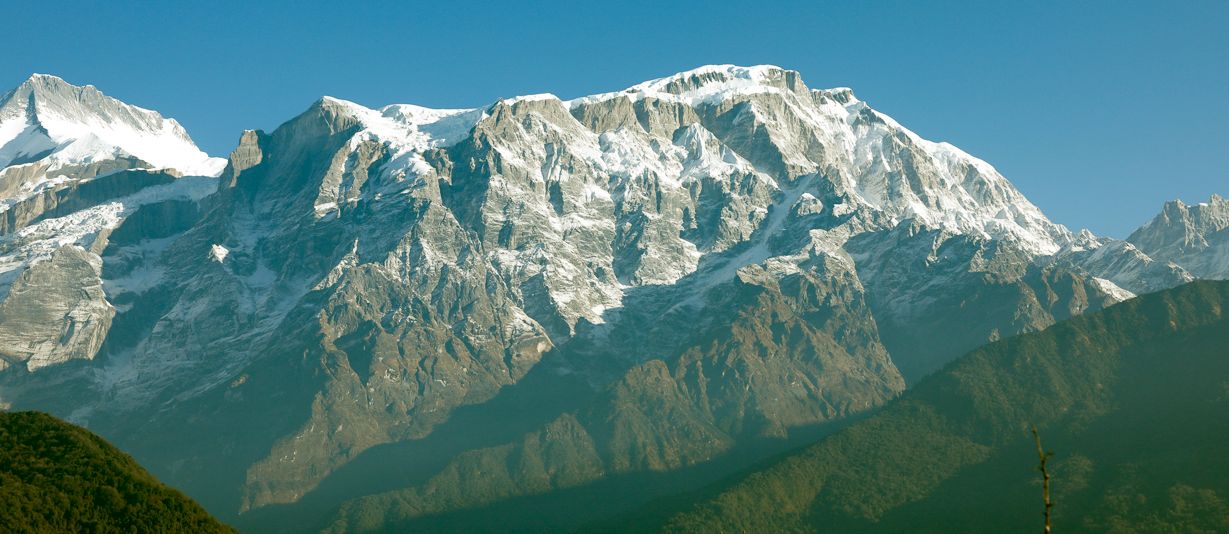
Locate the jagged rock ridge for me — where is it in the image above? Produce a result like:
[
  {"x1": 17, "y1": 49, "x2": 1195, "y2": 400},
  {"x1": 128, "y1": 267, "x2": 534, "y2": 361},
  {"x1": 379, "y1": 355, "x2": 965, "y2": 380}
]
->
[{"x1": 0, "y1": 66, "x2": 1221, "y2": 531}]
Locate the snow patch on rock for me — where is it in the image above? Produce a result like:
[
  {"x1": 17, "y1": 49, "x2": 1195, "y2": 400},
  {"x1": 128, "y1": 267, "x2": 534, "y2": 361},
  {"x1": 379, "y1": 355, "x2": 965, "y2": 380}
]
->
[{"x1": 209, "y1": 244, "x2": 229, "y2": 263}]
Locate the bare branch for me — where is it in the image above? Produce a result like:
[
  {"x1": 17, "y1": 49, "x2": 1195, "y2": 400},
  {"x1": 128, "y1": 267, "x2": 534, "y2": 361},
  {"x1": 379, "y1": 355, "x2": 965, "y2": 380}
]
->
[{"x1": 1032, "y1": 425, "x2": 1053, "y2": 534}]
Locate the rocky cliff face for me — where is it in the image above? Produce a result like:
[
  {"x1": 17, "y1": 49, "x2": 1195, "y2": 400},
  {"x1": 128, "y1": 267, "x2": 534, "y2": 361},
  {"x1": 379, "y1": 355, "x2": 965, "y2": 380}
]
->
[
  {"x1": 0, "y1": 74, "x2": 222, "y2": 373},
  {"x1": 0, "y1": 67, "x2": 1221, "y2": 530},
  {"x1": 1128, "y1": 194, "x2": 1229, "y2": 280}
]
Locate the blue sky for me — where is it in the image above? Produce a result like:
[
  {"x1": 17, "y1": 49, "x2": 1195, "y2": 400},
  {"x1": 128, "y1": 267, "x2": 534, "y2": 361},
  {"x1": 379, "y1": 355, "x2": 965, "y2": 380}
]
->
[{"x1": 6, "y1": 1, "x2": 1227, "y2": 236}]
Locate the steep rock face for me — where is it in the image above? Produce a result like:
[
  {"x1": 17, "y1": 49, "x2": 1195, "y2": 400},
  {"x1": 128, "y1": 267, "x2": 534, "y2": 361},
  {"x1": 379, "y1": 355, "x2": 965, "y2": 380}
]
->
[
  {"x1": 326, "y1": 262, "x2": 904, "y2": 532},
  {"x1": 0, "y1": 75, "x2": 222, "y2": 373},
  {"x1": 0, "y1": 157, "x2": 148, "y2": 233},
  {"x1": 1054, "y1": 229, "x2": 1193, "y2": 296},
  {"x1": 0, "y1": 74, "x2": 222, "y2": 236},
  {"x1": 1128, "y1": 195, "x2": 1229, "y2": 280},
  {"x1": 16, "y1": 98, "x2": 558, "y2": 512},
  {"x1": 0, "y1": 246, "x2": 112, "y2": 372},
  {"x1": 0, "y1": 166, "x2": 184, "y2": 234},
  {"x1": 0, "y1": 67, "x2": 1223, "y2": 531},
  {"x1": 847, "y1": 223, "x2": 1122, "y2": 381},
  {"x1": 0, "y1": 171, "x2": 215, "y2": 373}
]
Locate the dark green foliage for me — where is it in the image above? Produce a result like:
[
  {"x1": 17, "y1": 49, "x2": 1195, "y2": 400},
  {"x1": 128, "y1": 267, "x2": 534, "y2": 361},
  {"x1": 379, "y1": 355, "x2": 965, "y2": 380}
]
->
[
  {"x1": 0, "y1": 411, "x2": 234, "y2": 533},
  {"x1": 663, "y1": 281, "x2": 1229, "y2": 533}
]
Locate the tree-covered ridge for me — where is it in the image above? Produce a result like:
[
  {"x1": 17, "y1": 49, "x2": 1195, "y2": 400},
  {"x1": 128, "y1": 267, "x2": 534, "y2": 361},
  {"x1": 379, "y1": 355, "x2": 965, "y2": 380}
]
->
[
  {"x1": 663, "y1": 280, "x2": 1229, "y2": 533},
  {"x1": 0, "y1": 411, "x2": 234, "y2": 533}
]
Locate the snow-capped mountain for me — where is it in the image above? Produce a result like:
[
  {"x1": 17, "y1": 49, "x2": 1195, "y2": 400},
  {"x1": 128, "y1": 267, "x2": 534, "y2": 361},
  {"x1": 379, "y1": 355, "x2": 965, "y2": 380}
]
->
[
  {"x1": 0, "y1": 74, "x2": 222, "y2": 177},
  {"x1": 0, "y1": 74, "x2": 221, "y2": 372},
  {"x1": 0, "y1": 67, "x2": 1221, "y2": 530},
  {"x1": 1128, "y1": 194, "x2": 1229, "y2": 280}
]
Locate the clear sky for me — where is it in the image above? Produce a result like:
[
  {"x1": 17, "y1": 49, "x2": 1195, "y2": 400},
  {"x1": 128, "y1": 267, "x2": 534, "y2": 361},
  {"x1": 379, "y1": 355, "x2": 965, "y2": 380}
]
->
[{"x1": 5, "y1": 1, "x2": 1226, "y2": 237}]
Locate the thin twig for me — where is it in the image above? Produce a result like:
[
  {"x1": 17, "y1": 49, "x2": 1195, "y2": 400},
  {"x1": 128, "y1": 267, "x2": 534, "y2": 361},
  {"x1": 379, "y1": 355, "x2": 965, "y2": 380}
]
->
[{"x1": 1032, "y1": 425, "x2": 1053, "y2": 534}]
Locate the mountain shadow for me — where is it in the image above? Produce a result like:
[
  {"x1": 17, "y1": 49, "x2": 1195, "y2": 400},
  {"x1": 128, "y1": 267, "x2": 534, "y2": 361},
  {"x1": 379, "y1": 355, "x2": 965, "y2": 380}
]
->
[{"x1": 658, "y1": 280, "x2": 1229, "y2": 533}]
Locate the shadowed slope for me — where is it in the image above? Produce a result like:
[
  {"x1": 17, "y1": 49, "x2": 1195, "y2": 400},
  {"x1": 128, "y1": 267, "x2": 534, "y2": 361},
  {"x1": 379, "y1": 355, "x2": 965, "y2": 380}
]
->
[{"x1": 663, "y1": 280, "x2": 1229, "y2": 533}]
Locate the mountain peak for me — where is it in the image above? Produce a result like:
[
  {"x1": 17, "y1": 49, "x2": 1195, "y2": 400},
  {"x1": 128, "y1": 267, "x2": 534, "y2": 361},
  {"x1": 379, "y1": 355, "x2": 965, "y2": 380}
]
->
[
  {"x1": 1152, "y1": 195, "x2": 1229, "y2": 222},
  {"x1": 568, "y1": 64, "x2": 809, "y2": 108},
  {"x1": 0, "y1": 73, "x2": 223, "y2": 176},
  {"x1": 280, "y1": 94, "x2": 481, "y2": 157},
  {"x1": 26, "y1": 72, "x2": 66, "y2": 81},
  {"x1": 499, "y1": 93, "x2": 561, "y2": 106},
  {"x1": 281, "y1": 65, "x2": 1061, "y2": 256},
  {"x1": 14, "y1": 73, "x2": 77, "y2": 93},
  {"x1": 316, "y1": 94, "x2": 356, "y2": 108},
  {"x1": 7, "y1": 73, "x2": 111, "y2": 115},
  {"x1": 1127, "y1": 193, "x2": 1229, "y2": 279},
  {"x1": 643, "y1": 64, "x2": 790, "y2": 87}
]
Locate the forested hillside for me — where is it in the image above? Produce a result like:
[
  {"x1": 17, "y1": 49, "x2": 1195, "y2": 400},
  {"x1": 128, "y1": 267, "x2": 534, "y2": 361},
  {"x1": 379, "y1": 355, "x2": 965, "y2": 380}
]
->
[
  {"x1": 0, "y1": 411, "x2": 234, "y2": 533},
  {"x1": 661, "y1": 281, "x2": 1229, "y2": 533}
]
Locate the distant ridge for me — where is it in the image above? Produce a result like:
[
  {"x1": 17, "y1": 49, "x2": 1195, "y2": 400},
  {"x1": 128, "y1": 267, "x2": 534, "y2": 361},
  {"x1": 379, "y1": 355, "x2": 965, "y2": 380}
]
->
[{"x1": 662, "y1": 280, "x2": 1229, "y2": 532}]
